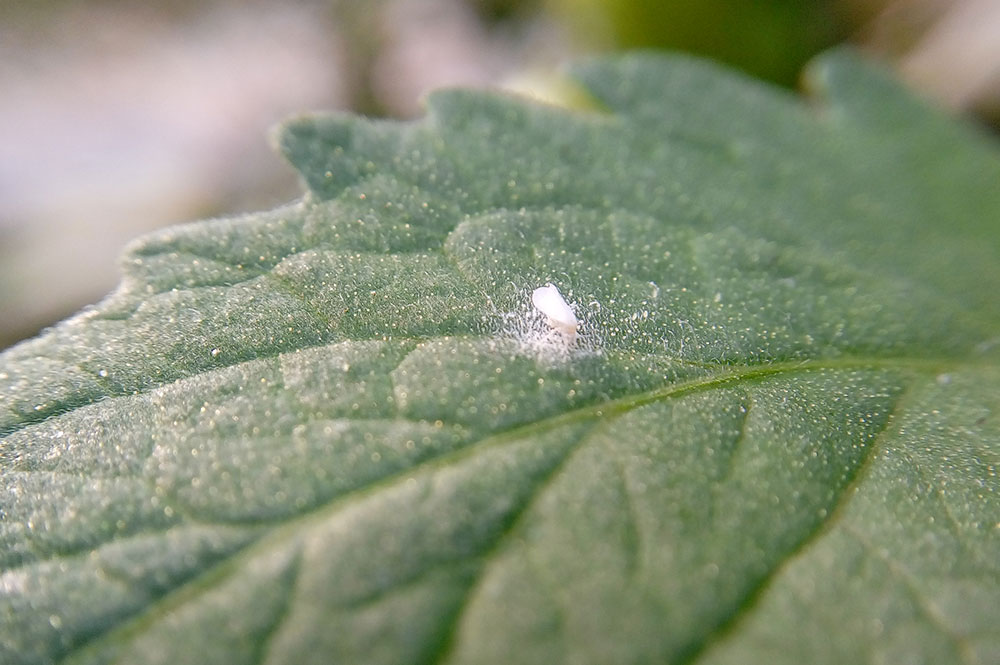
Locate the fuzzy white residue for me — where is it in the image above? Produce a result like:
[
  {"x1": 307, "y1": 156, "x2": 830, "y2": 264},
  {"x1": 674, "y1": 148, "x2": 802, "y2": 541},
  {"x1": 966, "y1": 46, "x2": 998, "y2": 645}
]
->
[{"x1": 494, "y1": 283, "x2": 599, "y2": 364}]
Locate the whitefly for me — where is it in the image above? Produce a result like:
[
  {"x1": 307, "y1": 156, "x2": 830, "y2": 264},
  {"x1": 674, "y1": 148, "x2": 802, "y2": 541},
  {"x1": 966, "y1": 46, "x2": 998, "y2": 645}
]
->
[{"x1": 531, "y1": 283, "x2": 579, "y2": 342}]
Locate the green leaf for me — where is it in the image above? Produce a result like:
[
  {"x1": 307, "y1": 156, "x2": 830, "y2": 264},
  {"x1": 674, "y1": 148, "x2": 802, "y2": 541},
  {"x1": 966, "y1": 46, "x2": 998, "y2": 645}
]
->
[{"x1": 2, "y1": 49, "x2": 999, "y2": 665}]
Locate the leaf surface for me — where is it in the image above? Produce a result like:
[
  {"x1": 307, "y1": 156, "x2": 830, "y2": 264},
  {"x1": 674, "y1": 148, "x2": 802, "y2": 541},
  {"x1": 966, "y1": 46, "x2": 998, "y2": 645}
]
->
[{"x1": 1, "y1": 50, "x2": 998, "y2": 665}]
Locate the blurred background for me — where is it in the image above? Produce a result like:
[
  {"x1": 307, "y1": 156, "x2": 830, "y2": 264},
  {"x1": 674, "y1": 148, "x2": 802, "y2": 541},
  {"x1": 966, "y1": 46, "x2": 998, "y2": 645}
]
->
[{"x1": 2, "y1": 0, "x2": 998, "y2": 349}]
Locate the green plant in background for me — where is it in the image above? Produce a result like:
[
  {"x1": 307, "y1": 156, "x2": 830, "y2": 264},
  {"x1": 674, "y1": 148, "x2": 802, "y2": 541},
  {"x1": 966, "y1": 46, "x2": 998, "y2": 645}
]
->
[
  {"x1": 1, "y1": 49, "x2": 998, "y2": 664},
  {"x1": 547, "y1": 0, "x2": 847, "y2": 85}
]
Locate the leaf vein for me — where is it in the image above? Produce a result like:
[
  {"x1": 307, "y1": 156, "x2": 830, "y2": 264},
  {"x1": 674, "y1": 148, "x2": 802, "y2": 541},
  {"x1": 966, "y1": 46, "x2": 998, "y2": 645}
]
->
[
  {"x1": 842, "y1": 524, "x2": 978, "y2": 665},
  {"x1": 678, "y1": 380, "x2": 912, "y2": 665},
  {"x1": 425, "y1": 417, "x2": 609, "y2": 665}
]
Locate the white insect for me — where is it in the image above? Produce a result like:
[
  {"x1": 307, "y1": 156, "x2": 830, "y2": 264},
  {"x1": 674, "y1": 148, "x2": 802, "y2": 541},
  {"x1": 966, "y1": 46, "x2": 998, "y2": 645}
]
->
[{"x1": 531, "y1": 283, "x2": 578, "y2": 341}]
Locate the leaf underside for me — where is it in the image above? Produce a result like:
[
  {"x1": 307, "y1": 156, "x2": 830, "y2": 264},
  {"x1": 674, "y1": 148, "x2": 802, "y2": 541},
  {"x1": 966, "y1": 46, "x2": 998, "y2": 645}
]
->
[{"x1": 1, "y1": 50, "x2": 998, "y2": 665}]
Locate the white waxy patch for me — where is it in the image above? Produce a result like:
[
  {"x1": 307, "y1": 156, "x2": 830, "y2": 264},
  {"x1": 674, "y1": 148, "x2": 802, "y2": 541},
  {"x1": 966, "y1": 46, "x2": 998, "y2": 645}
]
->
[
  {"x1": 498, "y1": 283, "x2": 596, "y2": 364},
  {"x1": 532, "y1": 284, "x2": 578, "y2": 337}
]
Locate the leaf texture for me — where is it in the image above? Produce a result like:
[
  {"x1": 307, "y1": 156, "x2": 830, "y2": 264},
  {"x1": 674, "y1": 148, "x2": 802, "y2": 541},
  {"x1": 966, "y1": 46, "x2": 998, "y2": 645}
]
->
[{"x1": 1, "y1": 50, "x2": 998, "y2": 665}]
